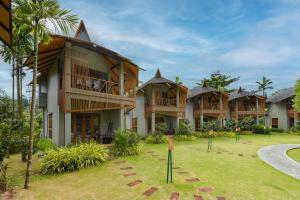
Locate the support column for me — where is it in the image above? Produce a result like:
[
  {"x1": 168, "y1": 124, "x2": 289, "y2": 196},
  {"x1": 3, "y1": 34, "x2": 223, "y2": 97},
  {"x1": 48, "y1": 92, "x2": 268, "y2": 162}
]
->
[
  {"x1": 65, "y1": 112, "x2": 71, "y2": 145},
  {"x1": 72, "y1": 113, "x2": 77, "y2": 144},
  {"x1": 119, "y1": 62, "x2": 125, "y2": 130},
  {"x1": 200, "y1": 96, "x2": 204, "y2": 129},
  {"x1": 151, "y1": 112, "x2": 156, "y2": 133},
  {"x1": 219, "y1": 94, "x2": 223, "y2": 127},
  {"x1": 82, "y1": 113, "x2": 86, "y2": 143},
  {"x1": 256, "y1": 98, "x2": 259, "y2": 125},
  {"x1": 120, "y1": 108, "x2": 125, "y2": 130},
  {"x1": 176, "y1": 87, "x2": 180, "y2": 127}
]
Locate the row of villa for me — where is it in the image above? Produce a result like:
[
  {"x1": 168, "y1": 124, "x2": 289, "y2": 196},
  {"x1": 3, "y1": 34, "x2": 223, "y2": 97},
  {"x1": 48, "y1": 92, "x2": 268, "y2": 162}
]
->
[{"x1": 26, "y1": 22, "x2": 300, "y2": 146}]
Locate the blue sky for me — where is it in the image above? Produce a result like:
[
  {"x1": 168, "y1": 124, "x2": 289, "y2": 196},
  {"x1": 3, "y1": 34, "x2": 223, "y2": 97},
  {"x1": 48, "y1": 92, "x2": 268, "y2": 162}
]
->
[{"x1": 1, "y1": 0, "x2": 300, "y2": 96}]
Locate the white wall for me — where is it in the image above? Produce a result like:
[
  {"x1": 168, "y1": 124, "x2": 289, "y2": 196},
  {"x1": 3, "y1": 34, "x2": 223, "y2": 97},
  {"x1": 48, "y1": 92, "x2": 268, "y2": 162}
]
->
[
  {"x1": 267, "y1": 102, "x2": 288, "y2": 130},
  {"x1": 133, "y1": 94, "x2": 147, "y2": 135},
  {"x1": 185, "y1": 100, "x2": 195, "y2": 130}
]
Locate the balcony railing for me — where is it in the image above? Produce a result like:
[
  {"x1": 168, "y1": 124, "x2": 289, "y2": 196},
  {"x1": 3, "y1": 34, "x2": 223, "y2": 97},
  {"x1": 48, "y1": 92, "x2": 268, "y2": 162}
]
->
[
  {"x1": 237, "y1": 105, "x2": 264, "y2": 111},
  {"x1": 203, "y1": 103, "x2": 220, "y2": 110},
  {"x1": 72, "y1": 75, "x2": 118, "y2": 95},
  {"x1": 156, "y1": 97, "x2": 177, "y2": 107}
]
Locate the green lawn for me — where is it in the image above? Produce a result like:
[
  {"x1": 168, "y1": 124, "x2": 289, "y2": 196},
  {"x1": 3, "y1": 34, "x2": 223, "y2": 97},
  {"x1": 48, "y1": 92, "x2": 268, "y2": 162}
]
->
[
  {"x1": 6, "y1": 134, "x2": 300, "y2": 200},
  {"x1": 287, "y1": 148, "x2": 300, "y2": 163}
]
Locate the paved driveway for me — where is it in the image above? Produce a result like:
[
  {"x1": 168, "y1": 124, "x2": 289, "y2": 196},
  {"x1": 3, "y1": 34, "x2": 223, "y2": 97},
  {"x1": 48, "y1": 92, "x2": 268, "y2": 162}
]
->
[{"x1": 257, "y1": 144, "x2": 300, "y2": 180}]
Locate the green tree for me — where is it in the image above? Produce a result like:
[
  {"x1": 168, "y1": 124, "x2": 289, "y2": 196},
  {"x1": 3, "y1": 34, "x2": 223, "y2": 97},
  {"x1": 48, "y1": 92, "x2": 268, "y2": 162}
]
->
[
  {"x1": 175, "y1": 76, "x2": 182, "y2": 84},
  {"x1": 294, "y1": 79, "x2": 300, "y2": 112},
  {"x1": 197, "y1": 71, "x2": 239, "y2": 92},
  {"x1": 14, "y1": 0, "x2": 78, "y2": 189},
  {"x1": 256, "y1": 76, "x2": 273, "y2": 97}
]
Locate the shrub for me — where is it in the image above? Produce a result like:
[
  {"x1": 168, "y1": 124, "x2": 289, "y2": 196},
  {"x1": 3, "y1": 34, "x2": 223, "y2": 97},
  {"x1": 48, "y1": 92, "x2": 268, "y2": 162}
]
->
[
  {"x1": 175, "y1": 120, "x2": 193, "y2": 135},
  {"x1": 37, "y1": 139, "x2": 56, "y2": 152},
  {"x1": 252, "y1": 125, "x2": 270, "y2": 134},
  {"x1": 193, "y1": 131, "x2": 235, "y2": 138},
  {"x1": 145, "y1": 134, "x2": 168, "y2": 144},
  {"x1": 240, "y1": 131, "x2": 253, "y2": 135},
  {"x1": 238, "y1": 117, "x2": 255, "y2": 131},
  {"x1": 203, "y1": 119, "x2": 222, "y2": 131},
  {"x1": 155, "y1": 123, "x2": 167, "y2": 135},
  {"x1": 270, "y1": 128, "x2": 284, "y2": 133},
  {"x1": 173, "y1": 135, "x2": 196, "y2": 141},
  {"x1": 40, "y1": 142, "x2": 107, "y2": 174},
  {"x1": 111, "y1": 129, "x2": 142, "y2": 156},
  {"x1": 0, "y1": 162, "x2": 8, "y2": 193},
  {"x1": 224, "y1": 119, "x2": 236, "y2": 131}
]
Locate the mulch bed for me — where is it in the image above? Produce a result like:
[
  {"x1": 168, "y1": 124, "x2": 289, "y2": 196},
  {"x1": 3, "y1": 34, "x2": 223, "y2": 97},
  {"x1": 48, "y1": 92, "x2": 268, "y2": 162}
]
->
[
  {"x1": 186, "y1": 178, "x2": 200, "y2": 182},
  {"x1": 170, "y1": 192, "x2": 180, "y2": 200},
  {"x1": 123, "y1": 172, "x2": 136, "y2": 177},
  {"x1": 127, "y1": 180, "x2": 143, "y2": 187},
  {"x1": 194, "y1": 195, "x2": 204, "y2": 200},
  {"x1": 143, "y1": 187, "x2": 158, "y2": 196},
  {"x1": 120, "y1": 167, "x2": 133, "y2": 170},
  {"x1": 199, "y1": 187, "x2": 214, "y2": 192}
]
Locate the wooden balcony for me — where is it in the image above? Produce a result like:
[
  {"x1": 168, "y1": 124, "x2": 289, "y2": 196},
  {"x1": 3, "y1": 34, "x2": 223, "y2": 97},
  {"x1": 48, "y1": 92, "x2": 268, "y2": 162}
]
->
[
  {"x1": 145, "y1": 97, "x2": 185, "y2": 116},
  {"x1": 287, "y1": 108, "x2": 300, "y2": 118},
  {"x1": 193, "y1": 103, "x2": 227, "y2": 116}
]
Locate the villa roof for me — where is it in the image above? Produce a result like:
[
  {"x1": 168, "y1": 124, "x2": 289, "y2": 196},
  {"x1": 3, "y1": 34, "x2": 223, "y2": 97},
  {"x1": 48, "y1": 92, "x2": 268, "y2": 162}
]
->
[
  {"x1": 188, "y1": 85, "x2": 225, "y2": 99},
  {"x1": 267, "y1": 87, "x2": 294, "y2": 104},
  {"x1": 138, "y1": 69, "x2": 187, "y2": 92},
  {"x1": 229, "y1": 87, "x2": 265, "y2": 102},
  {"x1": 0, "y1": 0, "x2": 12, "y2": 47}
]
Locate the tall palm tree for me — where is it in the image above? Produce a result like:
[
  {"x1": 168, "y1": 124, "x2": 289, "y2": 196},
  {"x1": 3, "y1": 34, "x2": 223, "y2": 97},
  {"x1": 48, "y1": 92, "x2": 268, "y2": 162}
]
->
[
  {"x1": 14, "y1": 0, "x2": 78, "y2": 189},
  {"x1": 256, "y1": 76, "x2": 273, "y2": 97},
  {"x1": 175, "y1": 76, "x2": 182, "y2": 84}
]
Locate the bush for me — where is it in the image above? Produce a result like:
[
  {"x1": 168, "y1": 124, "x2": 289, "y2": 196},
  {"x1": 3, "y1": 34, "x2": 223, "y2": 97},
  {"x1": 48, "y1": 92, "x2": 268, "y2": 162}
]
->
[
  {"x1": 238, "y1": 117, "x2": 255, "y2": 131},
  {"x1": 37, "y1": 139, "x2": 56, "y2": 152},
  {"x1": 111, "y1": 129, "x2": 142, "y2": 156},
  {"x1": 173, "y1": 135, "x2": 196, "y2": 141},
  {"x1": 270, "y1": 128, "x2": 284, "y2": 133},
  {"x1": 252, "y1": 125, "x2": 270, "y2": 134},
  {"x1": 175, "y1": 120, "x2": 193, "y2": 135},
  {"x1": 240, "y1": 131, "x2": 253, "y2": 135},
  {"x1": 0, "y1": 162, "x2": 8, "y2": 193},
  {"x1": 224, "y1": 119, "x2": 236, "y2": 131},
  {"x1": 40, "y1": 142, "x2": 107, "y2": 174},
  {"x1": 155, "y1": 123, "x2": 167, "y2": 135},
  {"x1": 193, "y1": 131, "x2": 235, "y2": 138},
  {"x1": 145, "y1": 134, "x2": 168, "y2": 144},
  {"x1": 203, "y1": 119, "x2": 222, "y2": 131}
]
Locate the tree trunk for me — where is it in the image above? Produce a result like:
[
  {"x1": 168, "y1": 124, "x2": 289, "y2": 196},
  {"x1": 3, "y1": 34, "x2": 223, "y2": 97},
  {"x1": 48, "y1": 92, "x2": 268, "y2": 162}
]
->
[
  {"x1": 24, "y1": 23, "x2": 38, "y2": 189},
  {"x1": 12, "y1": 55, "x2": 15, "y2": 116}
]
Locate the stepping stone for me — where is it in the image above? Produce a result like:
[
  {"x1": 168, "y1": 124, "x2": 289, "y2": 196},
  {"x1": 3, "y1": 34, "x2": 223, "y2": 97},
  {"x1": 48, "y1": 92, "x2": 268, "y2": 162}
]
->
[
  {"x1": 173, "y1": 167, "x2": 181, "y2": 169},
  {"x1": 238, "y1": 154, "x2": 243, "y2": 157},
  {"x1": 158, "y1": 158, "x2": 167, "y2": 161},
  {"x1": 170, "y1": 192, "x2": 179, "y2": 200},
  {"x1": 217, "y1": 152, "x2": 222, "y2": 154},
  {"x1": 120, "y1": 167, "x2": 133, "y2": 170},
  {"x1": 123, "y1": 172, "x2": 136, "y2": 177},
  {"x1": 152, "y1": 155, "x2": 159, "y2": 157},
  {"x1": 115, "y1": 160, "x2": 126, "y2": 164},
  {"x1": 216, "y1": 197, "x2": 225, "y2": 200},
  {"x1": 199, "y1": 187, "x2": 214, "y2": 192},
  {"x1": 178, "y1": 171, "x2": 188, "y2": 175},
  {"x1": 143, "y1": 187, "x2": 158, "y2": 196},
  {"x1": 194, "y1": 195, "x2": 204, "y2": 200},
  {"x1": 127, "y1": 180, "x2": 142, "y2": 187},
  {"x1": 186, "y1": 178, "x2": 200, "y2": 182}
]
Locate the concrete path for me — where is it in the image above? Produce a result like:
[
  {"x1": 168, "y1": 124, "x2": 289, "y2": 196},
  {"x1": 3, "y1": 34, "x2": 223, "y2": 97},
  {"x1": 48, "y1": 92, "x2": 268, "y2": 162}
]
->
[{"x1": 257, "y1": 144, "x2": 300, "y2": 180}]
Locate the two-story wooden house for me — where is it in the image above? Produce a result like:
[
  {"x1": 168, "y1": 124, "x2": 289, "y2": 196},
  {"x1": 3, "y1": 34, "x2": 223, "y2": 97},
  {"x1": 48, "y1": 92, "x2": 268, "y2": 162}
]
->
[
  {"x1": 25, "y1": 21, "x2": 139, "y2": 145},
  {"x1": 131, "y1": 69, "x2": 187, "y2": 135},
  {"x1": 267, "y1": 87, "x2": 299, "y2": 130},
  {"x1": 186, "y1": 85, "x2": 229, "y2": 131},
  {"x1": 228, "y1": 87, "x2": 266, "y2": 123}
]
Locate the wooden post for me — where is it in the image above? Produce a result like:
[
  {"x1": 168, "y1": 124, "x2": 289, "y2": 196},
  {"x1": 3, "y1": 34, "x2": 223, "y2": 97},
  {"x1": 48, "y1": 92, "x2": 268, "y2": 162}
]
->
[
  {"x1": 82, "y1": 113, "x2": 86, "y2": 143},
  {"x1": 256, "y1": 98, "x2": 259, "y2": 125},
  {"x1": 119, "y1": 62, "x2": 124, "y2": 96},
  {"x1": 72, "y1": 113, "x2": 76, "y2": 144},
  {"x1": 90, "y1": 113, "x2": 94, "y2": 140},
  {"x1": 200, "y1": 96, "x2": 204, "y2": 129},
  {"x1": 151, "y1": 112, "x2": 156, "y2": 133},
  {"x1": 151, "y1": 86, "x2": 155, "y2": 106},
  {"x1": 219, "y1": 94, "x2": 223, "y2": 127}
]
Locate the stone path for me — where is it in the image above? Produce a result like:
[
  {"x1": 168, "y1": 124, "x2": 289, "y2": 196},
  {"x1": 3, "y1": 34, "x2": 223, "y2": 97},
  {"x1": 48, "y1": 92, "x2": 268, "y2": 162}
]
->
[{"x1": 257, "y1": 144, "x2": 300, "y2": 180}]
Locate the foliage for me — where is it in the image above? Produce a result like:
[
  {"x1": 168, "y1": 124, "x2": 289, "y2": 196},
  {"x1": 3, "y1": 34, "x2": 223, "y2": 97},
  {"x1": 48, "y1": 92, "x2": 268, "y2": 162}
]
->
[
  {"x1": 175, "y1": 120, "x2": 193, "y2": 135},
  {"x1": 175, "y1": 76, "x2": 182, "y2": 84},
  {"x1": 295, "y1": 79, "x2": 300, "y2": 112},
  {"x1": 202, "y1": 119, "x2": 222, "y2": 131},
  {"x1": 155, "y1": 123, "x2": 167, "y2": 135},
  {"x1": 224, "y1": 119, "x2": 236, "y2": 131},
  {"x1": 197, "y1": 71, "x2": 239, "y2": 92},
  {"x1": 237, "y1": 117, "x2": 255, "y2": 131},
  {"x1": 145, "y1": 134, "x2": 168, "y2": 144},
  {"x1": 37, "y1": 139, "x2": 56, "y2": 152},
  {"x1": 270, "y1": 128, "x2": 284, "y2": 133},
  {"x1": 111, "y1": 129, "x2": 142, "y2": 156},
  {"x1": 40, "y1": 142, "x2": 107, "y2": 174},
  {"x1": 0, "y1": 162, "x2": 8, "y2": 193},
  {"x1": 252, "y1": 125, "x2": 270, "y2": 135},
  {"x1": 256, "y1": 76, "x2": 273, "y2": 97},
  {"x1": 193, "y1": 131, "x2": 235, "y2": 138},
  {"x1": 173, "y1": 135, "x2": 196, "y2": 141}
]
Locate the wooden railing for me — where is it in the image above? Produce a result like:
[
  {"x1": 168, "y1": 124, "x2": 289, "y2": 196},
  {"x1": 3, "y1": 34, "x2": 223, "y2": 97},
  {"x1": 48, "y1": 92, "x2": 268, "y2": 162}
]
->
[
  {"x1": 237, "y1": 105, "x2": 264, "y2": 111},
  {"x1": 203, "y1": 103, "x2": 220, "y2": 110},
  {"x1": 155, "y1": 97, "x2": 176, "y2": 107},
  {"x1": 71, "y1": 75, "x2": 119, "y2": 95}
]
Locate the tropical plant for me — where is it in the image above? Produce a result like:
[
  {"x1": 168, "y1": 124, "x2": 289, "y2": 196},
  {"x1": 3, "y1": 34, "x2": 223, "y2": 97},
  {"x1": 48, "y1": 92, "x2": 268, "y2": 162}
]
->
[
  {"x1": 173, "y1": 135, "x2": 196, "y2": 141},
  {"x1": 40, "y1": 142, "x2": 107, "y2": 174},
  {"x1": 155, "y1": 123, "x2": 167, "y2": 135},
  {"x1": 197, "y1": 71, "x2": 239, "y2": 92},
  {"x1": 175, "y1": 76, "x2": 182, "y2": 84},
  {"x1": 111, "y1": 129, "x2": 142, "y2": 156},
  {"x1": 256, "y1": 76, "x2": 273, "y2": 97},
  {"x1": 224, "y1": 119, "x2": 236, "y2": 131},
  {"x1": 175, "y1": 120, "x2": 193, "y2": 135},
  {"x1": 37, "y1": 139, "x2": 56, "y2": 152},
  {"x1": 14, "y1": 0, "x2": 78, "y2": 188},
  {"x1": 252, "y1": 125, "x2": 270, "y2": 134},
  {"x1": 237, "y1": 117, "x2": 255, "y2": 131},
  {"x1": 294, "y1": 79, "x2": 300, "y2": 112},
  {"x1": 145, "y1": 134, "x2": 168, "y2": 144},
  {"x1": 202, "y1": 119, "x2": 222, "y2": 131}
]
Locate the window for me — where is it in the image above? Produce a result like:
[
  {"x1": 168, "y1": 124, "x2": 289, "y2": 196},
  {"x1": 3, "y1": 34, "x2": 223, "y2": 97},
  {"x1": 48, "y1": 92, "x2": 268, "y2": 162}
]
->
[
  {"x1": 48, "y1": 113, "x2": 53, "y2": 139},
  {"x1": 132, "y1": 117, "x2": 137, "y2": 132},
  {"x1": 272, "y1": 118, "x2": 278, "y2": 128}
]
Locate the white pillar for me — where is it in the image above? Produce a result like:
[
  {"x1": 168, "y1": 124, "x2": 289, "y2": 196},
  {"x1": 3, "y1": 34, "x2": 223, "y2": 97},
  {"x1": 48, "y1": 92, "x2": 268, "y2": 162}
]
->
[
  {"x1": 120, "y1": 109, "x2": 125, "y2": 130},
  {"x1": 256, "y1": 98, "x2": 259, "y2": 125},
  {"x1": 65, "y1": 112, "x2": 71, "y2": 145},
  {"x1": 200, "y1": 96, "x2": 204, "y2": 129},
  {"x1": 151, "y1": 112, "x2": 156, "y2": 133}
]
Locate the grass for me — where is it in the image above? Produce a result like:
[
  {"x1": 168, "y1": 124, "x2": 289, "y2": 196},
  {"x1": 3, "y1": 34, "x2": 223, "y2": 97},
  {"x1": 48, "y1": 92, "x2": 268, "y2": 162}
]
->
[
  {"x1": 5, "y1": 133, "x2": 300, "y2": 200},
  {"x1": 287, "y1": 148, "x2": 300, "y2": 163}
]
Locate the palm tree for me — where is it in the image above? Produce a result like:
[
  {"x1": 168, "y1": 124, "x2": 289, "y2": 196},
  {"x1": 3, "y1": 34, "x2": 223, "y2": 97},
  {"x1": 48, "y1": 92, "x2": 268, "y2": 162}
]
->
[
  {"x1": 175, "y1": 76, "x2": 182, "y2": 84},
  {"x1": 256, "y1": 76, "x2": 273, "y2": 97},
  {"x1": 14, "y1": 0, "x2": 78, "y2": 189}
]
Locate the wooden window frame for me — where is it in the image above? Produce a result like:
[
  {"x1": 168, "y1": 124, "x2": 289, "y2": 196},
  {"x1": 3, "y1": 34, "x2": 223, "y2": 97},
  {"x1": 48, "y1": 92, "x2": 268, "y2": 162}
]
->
[
  {"x1": 48, "y1": 113, "x2": 53, "y2": 139},
  {"x1": 272, "y1": 118, "x2": 278, "y2": 128}
]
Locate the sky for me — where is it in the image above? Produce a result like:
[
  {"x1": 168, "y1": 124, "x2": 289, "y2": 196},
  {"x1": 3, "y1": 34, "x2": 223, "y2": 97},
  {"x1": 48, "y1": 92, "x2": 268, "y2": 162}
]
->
[{"x1": 1, "y1": 0, "x2": 300, "y2": 96}]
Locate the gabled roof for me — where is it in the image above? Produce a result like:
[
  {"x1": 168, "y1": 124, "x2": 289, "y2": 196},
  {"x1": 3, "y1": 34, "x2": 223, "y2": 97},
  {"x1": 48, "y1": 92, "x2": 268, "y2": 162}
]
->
[
  {"x1": 229, "y1": 87, "x2": 265, "y2": 102},
  {"x1": 74, "y1": 20, "x2": 91, "y2": 42},
  {"x1": 0, "y1": 0, "x2": 12, "y2": 47},
  {"x1": 267, "y1": 87, "x2": 294, "y2": 104},
  {"x1": 138, "y1": 69, "x2": 187, "y2": 92},
  {"x1": 188, "y1": 85, "x2": 222, "y2": 99}
]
